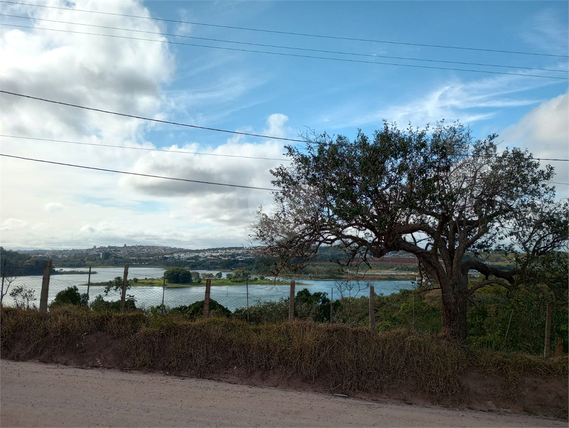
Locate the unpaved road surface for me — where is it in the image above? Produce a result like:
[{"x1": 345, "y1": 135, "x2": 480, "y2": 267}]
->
[{"x1": 1, "y1": 360, "x2": 565, "y2": 427}]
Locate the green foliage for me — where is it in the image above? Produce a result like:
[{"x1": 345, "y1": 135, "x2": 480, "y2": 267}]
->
[
  {"x1": 51, "y1": 286, "x2": 88, "y2": 308},
  {"x1": 90, "y1": 294, "x2": 137, "y2": 313},
  {"x1": 103, "y1": 276, "x2": 131, "y2": 295},
  {"x1": 234, "y1": 299, "x2": 288, "y2": 324},
  {"x1": 168, "y1": 299, "x2": 231, "y2": 320},
  {"x1": 164, "y1": 267, "x2": 192, "y2": 284},
  {"x1": 0, "y1": 247, "x2": 54, "y2": 276},
  {"x1": 295, "y1": 289, "x2": 331, "y2": 322},
  {"x1": 9, "y1": 285, "x2": 37, "y2": 309},
  {"x1": 468, "y1": 285, "x2": 568, "y2": 354}
]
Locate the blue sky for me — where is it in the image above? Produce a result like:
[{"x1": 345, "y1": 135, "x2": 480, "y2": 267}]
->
[{"x1": 0, "y1": 0, "x2": 567, "y2": 249}]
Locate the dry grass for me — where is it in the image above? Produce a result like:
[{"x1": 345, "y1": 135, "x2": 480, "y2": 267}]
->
[{"x1": 1, "y1": 306, "x2": 566, "y2": 405}]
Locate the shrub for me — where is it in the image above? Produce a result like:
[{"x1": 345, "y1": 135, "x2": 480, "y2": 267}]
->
[
  {"x1": 90, "y1": 294, "x2": 137, "y2": 313},
  {"x1": 164, "y1": 267, "x2": 192, "y2": 284},
  {"x1": 169, "y1": 299, "x2": 231, "y2": 320},
  {"x1": 51, "y1": 286, "x2": 88, "y2": 308}
]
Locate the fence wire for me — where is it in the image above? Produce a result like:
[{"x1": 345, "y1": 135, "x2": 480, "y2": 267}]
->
[{"x1": 0, "y1": 273, "x2": 299, "y2": 313}]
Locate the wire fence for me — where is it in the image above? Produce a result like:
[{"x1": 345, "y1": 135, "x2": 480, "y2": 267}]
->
[
  {"x1": 2, "y1": 263, "x2": 564, "y2": 357},
  {"x1": 0, "y1": 274, "x2": 301, "y2": 313},
  {"x1": 1, "y1": 264, "x2": 397, "y2": 313}
]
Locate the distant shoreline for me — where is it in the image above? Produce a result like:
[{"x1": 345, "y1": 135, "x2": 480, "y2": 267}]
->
[{"x1": 54, "y1": 270, "x2": 97, "y2": 275}]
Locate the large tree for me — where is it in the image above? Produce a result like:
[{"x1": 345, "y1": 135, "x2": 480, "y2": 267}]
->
[{"x1": 253, "y1": 122, "x2": 568, "y2": 343}]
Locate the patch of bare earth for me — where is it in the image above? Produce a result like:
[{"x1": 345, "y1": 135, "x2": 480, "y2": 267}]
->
[
  {"x1": 2, "y1": 360, "x2": 567, "y2": 427},
  {"x1": 4, "y1": 331, "x2": 566, "y2": 421}
]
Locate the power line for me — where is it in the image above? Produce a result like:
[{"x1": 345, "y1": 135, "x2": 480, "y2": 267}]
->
[
  {"x1": 0, "y1": 90, "x2": 308, "y2": 143},
  {"x1": 2, "y1": 13, "x2": 566, "y2": 74},
  {"x1": 0, "y1": 153, "x2": 278, "y2": 191},
  {"x1": 1, "y1": 0, "x2": 567, "y2": 59},
  {"x1": 0, "y1": 135, "x2": 290, "y2": 162},
  {"x1": 3, "y1": 134, "x2": 567, "y2": 164},
  {"x1": 2, "y1": 153, "x2": 567, "y2": 190},
  {"x1": 2, "y1": 23, "x2": 566, "y2": 81}
]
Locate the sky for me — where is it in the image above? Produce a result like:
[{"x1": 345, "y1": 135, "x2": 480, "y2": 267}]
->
[{"x1": 0, "y1": 0, "x2": 568, "y2": 250}]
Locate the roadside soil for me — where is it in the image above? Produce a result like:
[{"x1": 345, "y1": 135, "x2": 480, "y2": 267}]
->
[{"x1": 1, "y1": 359, "x2": 565, "y2": 428}]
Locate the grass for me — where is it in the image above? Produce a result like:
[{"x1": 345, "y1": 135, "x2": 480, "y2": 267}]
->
[{"x1": 1, "y1": 305, "x2": 566, "y2": 408}]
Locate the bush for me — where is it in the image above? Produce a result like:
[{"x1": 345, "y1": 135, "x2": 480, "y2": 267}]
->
[
  {"x1": 90, "y1": 294, "x2": 137, "y2": 313},
  {"x1": 51, "y1": 286, "x2": 88, "y2": 308},
  {"x1": 164, "y1": 267, "x2": 192, "y2": 284},
  {"x1": 169, "y1": 299, "x2": 231, "y2": 320},
  {"x1": 234, "y1": 299, "x2": 288, "y2": 324}
]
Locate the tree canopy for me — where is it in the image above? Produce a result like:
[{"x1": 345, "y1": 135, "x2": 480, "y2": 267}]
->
[
  {"x1": 164, "y1": 266, "x2": 193, "y2": 284},
  {"x1": 253, "y1": 121, "x2": 568, "y2": 342}
]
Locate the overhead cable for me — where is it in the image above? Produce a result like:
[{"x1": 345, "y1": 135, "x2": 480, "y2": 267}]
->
[
  {"x1": 0, "y1": 153, "x2": 278, "y2": 191},
  {"x1": 0, "y1": 90, "x2": 307, "y2": 143},
  {"x1": 2, "y1": 153, "x2": 567, "y2": 187},
  {"x1": 0, "y1": 135, "x2": 290, "y2": 162},
  {"x1": 1, "y1": 22, "x2": 566, "y2": 81},
  {"x1": 2, "y1": 134, "x2": 568, "y2": 163},
  {"x1": 1, "y1": 0, "x2": 567, "y2": 58},
  {"x1": 1, "y1": 13, "x2": 566, "y2": 74}
]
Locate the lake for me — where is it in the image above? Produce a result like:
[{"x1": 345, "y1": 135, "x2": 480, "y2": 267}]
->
[{"x1": 2, "y1": 267, "x2": 416, "y2": 311}]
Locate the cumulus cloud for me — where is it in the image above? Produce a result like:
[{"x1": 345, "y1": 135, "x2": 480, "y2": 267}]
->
[
  {"x1": 0, "y1": 2, "x2": 290, "y2": 249},
  {"x1": 119, "y1": 114, "x2": 289, "y2": 226},
  {"x1": 44, "y1": 202, "x2": 64, "y2": 213},
  {"x1": 0, "y1": 218, "x2": 28, "y2": 231},
  {"x1": 501, "y1": 92, "x2": 569, "y2": 198}
]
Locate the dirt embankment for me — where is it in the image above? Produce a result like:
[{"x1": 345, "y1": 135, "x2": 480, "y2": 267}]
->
[
  {"x1": 2, "y1": 359, "x2": 566, "y2": 428},
  {"x1": 1, "y1": 308, "x2": 567, "y2": 421},
  {"x1": 3, "y1": 329, "x2": 567, "y2": 420}
]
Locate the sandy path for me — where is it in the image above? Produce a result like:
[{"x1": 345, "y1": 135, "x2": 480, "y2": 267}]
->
[{"x1": 0, "y1": 360, "x2": 564, "y2": 427}]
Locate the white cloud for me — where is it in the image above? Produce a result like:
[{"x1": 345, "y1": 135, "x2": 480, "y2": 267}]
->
[
  {"x1": 521, "y1": 9, "x2": 569, "y2": 57},
  {"x1": 174, "y1": 8, "x2": 194, "y2": 36},
  {"x1": 0, "y1": 0, "x2": 290, "y2": 249},
  {"x1": 314, "y1": 64, "x2": 566, "y2": 132},
  {"x1": 500, "y1": 92, "x2": 569, "y2": 198},
  {"x1": 264, "y1": 113, "x2": 289, "y2": 138},
  {"x1": 44, "y1": 203, "x2": 64, "y2": 213},
  {"x1": 0, "y1": 218, "x2": 28, "y2": 231},
  {"x1": 119, "y1": 114, "x2": 289, "y2": 226}
]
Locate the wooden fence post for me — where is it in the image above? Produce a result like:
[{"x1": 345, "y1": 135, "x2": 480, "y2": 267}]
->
[
  {"x1": 204, "y1": 278, "x2": 211, "y2": 318},
  {"x1": 544, "y1": 302, "x2": 553, "y2": 358},
  {"x1": 330, "y1": 287, "x2": 333, "y2": 323},
  {"x1": 502, "y1": 309, "x2": 514, "y2": 350},
  {"x1": 246, "y1": 276, "x2": 250, "y2": 323},
  {"x1": 120, "y1": 263, "x2": 129, "y2": 313},
  {"x1": 369, "y1": 285, "x2": 376, "y2": 330},
  {"x1": 39, "y1": 260, "x2": 52, "y2": 312},
  {"x1": 161, "y1": 276, "x2": 166, "y2": 315},
  {"x1": 1, "y1": 258, "x2": 6, "y2": 306},
  {"x1": 86, "y1": 266, "x2": 92, "y2": 303},
  {"x1": 288, "y1": 280, "x2": 295, "y2": 321}
]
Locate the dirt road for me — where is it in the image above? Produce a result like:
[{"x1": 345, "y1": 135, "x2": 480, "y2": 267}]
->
[{"x1": 1, "y1": 360, "x2": 564, "y2": 427}]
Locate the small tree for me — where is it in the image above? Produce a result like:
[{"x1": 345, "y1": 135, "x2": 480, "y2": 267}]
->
[
  {"x1": 51, "y1": 286, "x2": 88, "y2": 307},
  {"x1": 9, "y1": 285, "x2": 37, "y2": 309},
  {"x1": 164, "y1": 267, "x2": 193, "y2": 284},
  {"x1": 0, "y1": 274, "x2": 16, "y2": 306}
]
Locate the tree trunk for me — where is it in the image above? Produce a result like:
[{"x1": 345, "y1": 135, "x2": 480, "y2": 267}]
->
[{"x1": 440, "y1": 281, "x2": 469, "y2": 344}]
